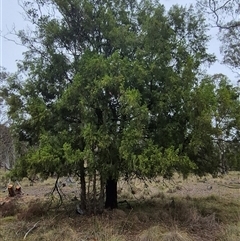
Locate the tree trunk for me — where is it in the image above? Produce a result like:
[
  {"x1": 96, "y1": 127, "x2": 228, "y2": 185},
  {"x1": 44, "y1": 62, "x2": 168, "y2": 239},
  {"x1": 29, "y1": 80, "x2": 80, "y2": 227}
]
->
[
  {"x1": 105, "y1": 177, "x2": 118, "y2": 209},
  {"x1": 80, "y1": 161, "x2": 86, "y2": 210},
  {"x1": 98, "y1": 174, "x2": 105, "y2": 212},
  {"x1": 93, "y1": 170, "x2": 97, "y2": 214}
]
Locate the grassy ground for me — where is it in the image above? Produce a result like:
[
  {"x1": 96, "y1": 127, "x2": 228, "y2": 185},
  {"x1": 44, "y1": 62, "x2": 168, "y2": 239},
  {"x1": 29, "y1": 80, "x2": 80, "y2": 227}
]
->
[{"x1": 1, "y1": 170, "x2": 240, "y2": 240}]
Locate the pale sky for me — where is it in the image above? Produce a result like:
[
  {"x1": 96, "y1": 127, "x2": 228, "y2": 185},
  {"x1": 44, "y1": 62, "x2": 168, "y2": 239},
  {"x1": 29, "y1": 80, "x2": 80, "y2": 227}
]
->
[{"x1": 0, "y1": 0, "x2": 237, "y2": 84}]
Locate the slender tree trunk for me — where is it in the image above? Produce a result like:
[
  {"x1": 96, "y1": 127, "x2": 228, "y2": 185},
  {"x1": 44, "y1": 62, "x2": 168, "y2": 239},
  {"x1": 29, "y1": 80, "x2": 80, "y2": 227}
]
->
[
  {"x1": 80, "y1": 161, "x2": 86, "y2": 210},
  {"x1": 105, "y1": 177, "x2": 118, "y2": 209},
  {"x1": 98, "y1": 174, "x2": 105, "y2": 212},
  {"x1": 93, "y1": 170, "x2": 97, "y2": 214},
  {"x1": 87, "y1": 175, "x2": 91, "y2": 202}
]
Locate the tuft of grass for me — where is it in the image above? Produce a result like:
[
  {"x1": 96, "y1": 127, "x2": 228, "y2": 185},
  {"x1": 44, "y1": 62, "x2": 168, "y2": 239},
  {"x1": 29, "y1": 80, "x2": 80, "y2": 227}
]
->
[
  {"x1": 192, "y1": 195, "x2": 240, "y2": 223},
  {"x1": 17, "y1": 199, "x2": 49, "y2": 220},
  {"x1": 0, "y1": 215, "x2": 17, "y2": 222},
  {"x1": 0, "y1": 199, "x2": 19, "y2": 217},
  {"x1": 27, "y1": 225, "x2": 80, "y2": 241},
  {"x1": 137, "y1": 226, "x2": 193, "y2": 241},
  {"x1": 161, "y1": 230, "x2": 193, "y2": 241},
  {"x1": 219, "y1": 222, "x2": 240, "y2": 241},
  {"x1": 137, "y1": 225, "x2": 167, "y2": 241}
]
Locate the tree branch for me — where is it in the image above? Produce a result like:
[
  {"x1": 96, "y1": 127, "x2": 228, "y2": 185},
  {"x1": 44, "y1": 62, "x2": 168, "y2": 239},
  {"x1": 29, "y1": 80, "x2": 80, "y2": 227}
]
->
[
  {"x1": 208, "y1": 0, "x2": 240, "y2": 29},
  {"x1": 210, "y1": 0, "x2": 232, "y2": 12}
]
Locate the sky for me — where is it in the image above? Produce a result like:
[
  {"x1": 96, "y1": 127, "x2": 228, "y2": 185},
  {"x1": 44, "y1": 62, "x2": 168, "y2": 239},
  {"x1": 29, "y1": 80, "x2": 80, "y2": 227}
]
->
[{"x1": 0, "y1": 0, "x2": 238, "y2": 85}]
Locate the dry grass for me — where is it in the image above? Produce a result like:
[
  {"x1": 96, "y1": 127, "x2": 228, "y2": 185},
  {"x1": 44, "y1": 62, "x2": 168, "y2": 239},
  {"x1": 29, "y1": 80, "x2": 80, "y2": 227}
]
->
[
  {"x1": 0, "y1": 196, "x2": 214, "y2": 241},
  {"x1": 0, "y1": 199, "x2": 235, "y2": 241},
  {"x1": 137, "y1": 226, "x2": 194, "y2": 241},
  {"x1": 17, "y1": 199, "x2": 49, "y2": 220},
  {"x1": 1, "y1": 170, "x2": 240, "y2": 240},
  {"x1": 220, "y1": 222, "x2": 240, "y2": 241}
]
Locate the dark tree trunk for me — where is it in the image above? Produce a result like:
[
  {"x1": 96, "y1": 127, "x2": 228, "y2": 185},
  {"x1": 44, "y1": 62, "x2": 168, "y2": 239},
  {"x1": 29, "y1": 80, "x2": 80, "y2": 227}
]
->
[
  {"x1": 98, "y1": 174, "x2": 105, "y2": 212},
  {"x1": 93, "y1": 170, "x2": 97, "y2": 214},
  {"x1": 80, "y1": 161, "x2": 86, "y2": 210},
  {"x1": 105, "y1": 177, "x2": 118, "y2": 209}
]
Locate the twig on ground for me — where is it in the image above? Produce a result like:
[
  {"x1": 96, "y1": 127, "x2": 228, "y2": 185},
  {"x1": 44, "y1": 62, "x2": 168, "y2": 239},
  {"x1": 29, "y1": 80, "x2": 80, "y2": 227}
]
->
[{"x1": 23, "y1": 221, "x2": 40, "y2": 240}]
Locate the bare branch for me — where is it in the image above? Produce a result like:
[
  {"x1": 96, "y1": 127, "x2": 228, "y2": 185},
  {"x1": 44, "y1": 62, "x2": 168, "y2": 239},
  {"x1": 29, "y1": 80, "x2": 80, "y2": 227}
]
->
[
  {"x1": 211, "y1": 0, "x2": 232, "y2": 12},
  {"x1": 2, "y1": 34, "x2": 25, "y2": 47},
  {"x1": 198, "y1": 0, "x2": 240, "y2": 29}
]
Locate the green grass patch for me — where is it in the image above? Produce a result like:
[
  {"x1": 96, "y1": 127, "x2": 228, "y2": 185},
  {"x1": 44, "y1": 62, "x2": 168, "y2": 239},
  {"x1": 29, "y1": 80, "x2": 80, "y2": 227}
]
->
[{"x1": 191, "y1": 195, "x2": 240, "y2": 223}]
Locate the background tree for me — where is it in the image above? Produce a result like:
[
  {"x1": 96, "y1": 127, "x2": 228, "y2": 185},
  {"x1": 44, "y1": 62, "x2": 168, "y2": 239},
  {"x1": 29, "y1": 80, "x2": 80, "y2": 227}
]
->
[
  {"x1": 196, "y1": 0, "x2": 240, "y2": 172},
  {"x1": 4, "y1": 0, "x2": 239, "y2": 211},
  {"x1": 0, "y1": 124, "x2": 16, "y2": 170},
  {"x1": 0, "y1": 67, "x2": 9, "y2": 125},
  {"x1": 186, "y1": 73, "x2": 240, "y2": 175},
  {"x1": 197, "y1": 0, "x2": 240, "y2": 77},
  {"x1": 211, "y1": 74, "x2": 240, "y2": 172},
  {"x1": 0, "y1": 67, "x2": 16, "y2": 169}
]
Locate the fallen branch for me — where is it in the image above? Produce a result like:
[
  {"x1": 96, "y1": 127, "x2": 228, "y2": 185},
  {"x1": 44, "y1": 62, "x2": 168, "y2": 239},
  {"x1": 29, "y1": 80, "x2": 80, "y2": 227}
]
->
[
  {"x1": 218, "y1": 183, "x2": 240, "y2": 189},
  {"x1": 23, "y1": 221, "x2": 40, "y2": 240}
]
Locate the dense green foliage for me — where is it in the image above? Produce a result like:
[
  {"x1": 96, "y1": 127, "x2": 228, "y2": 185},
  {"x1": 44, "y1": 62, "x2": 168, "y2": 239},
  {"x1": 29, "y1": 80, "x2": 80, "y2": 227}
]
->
[{"x1": 1, "y1": 0, "x2": 240, "y2": 209}]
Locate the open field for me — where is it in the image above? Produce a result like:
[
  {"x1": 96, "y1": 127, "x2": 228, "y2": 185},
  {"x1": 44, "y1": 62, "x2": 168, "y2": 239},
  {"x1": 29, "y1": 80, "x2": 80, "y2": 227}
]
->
[{"x1": 1, "y1": 170, "x2": 240, "y2": 241}]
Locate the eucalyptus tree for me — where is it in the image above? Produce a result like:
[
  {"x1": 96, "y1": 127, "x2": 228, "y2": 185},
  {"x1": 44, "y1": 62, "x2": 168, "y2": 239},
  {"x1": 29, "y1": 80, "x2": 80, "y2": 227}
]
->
[
  {"x1": 0, "y1": 67, "x2": 17, "y2": 169},
  {"x1": 4, "y1": 0, "x2": 218, "y2": 210},
  {"x1": 193, "y1": 0, "x2": 240, "y2": 174},
  {"x1": 197, "y1": 0, "x2": 240, "y2": 76},
  {"x1": 187, "y1": 72, "x2": 240, "y2": 175},
  {"x1": 210, "y1": 74, "x2": 240, "y2": 172},
  {"x1": 0, "y1": 67, "x2": 10, "y2": 125}
]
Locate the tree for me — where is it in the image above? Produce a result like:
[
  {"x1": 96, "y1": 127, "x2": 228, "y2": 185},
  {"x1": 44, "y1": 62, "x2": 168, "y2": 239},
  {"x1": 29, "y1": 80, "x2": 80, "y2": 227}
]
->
[
  {"x1": 196, "y1": 0, "x2": 240, "y2": 172},
  {"x1": 210, "y1": 74, "x2": 240, "y2": 172},
  {"x1": 0, "y1": 67, "x2": 16, "y2": 169},
  {"x1": 4, "y1": 0, "x2": 220, "y2": 211},
  {"x1": 0, "y1": 124, "x2": 16, "y2": 169},
  {"x1": 185, "y1": 73, "x2": 240, "y2": 175},
  {"x1": 0, "y1": 67, "x2": 9, "y2": 125},
  {"x1": 197, "y1": 0, "x2": 240, "y2": 77}
]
